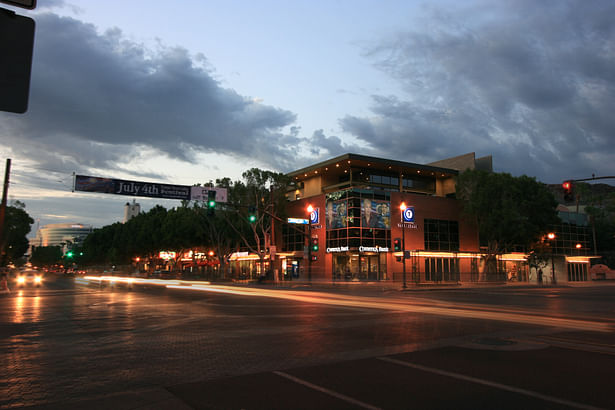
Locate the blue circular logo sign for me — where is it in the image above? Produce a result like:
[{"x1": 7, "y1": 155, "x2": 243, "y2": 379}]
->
[
  {"x1": 402, "y1": 207, "x2": 414, "y2": 222},
  {"x1": 310, "y1": 208, "x2": 319, "y2": 224}
]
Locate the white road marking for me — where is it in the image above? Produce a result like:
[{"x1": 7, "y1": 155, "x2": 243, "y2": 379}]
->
[
  {"x1": 378, "y1": 357, "x2": 605, "y2": 410},
  {"x1": 273, "y1": 371, "x2": 382, "y2": 410}
]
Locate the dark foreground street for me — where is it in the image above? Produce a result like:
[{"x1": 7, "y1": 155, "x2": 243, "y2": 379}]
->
[{"x1": 1, "y1": 275, "x2": 614, "y2": 409}]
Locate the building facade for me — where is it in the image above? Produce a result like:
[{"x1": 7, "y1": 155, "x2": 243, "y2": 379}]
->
[
  {"x1": 279, "y1": 153, "x2": 483, "y2": 283},
  {"x1": 227, "y1": 152, "x2": 599, "y2": 284},
  {"x1": 31, "y1": 223, "x2": 93, "y2": 252},
  {"x1": 123, "y1": 199, "x2": 141, "y2": 223}
]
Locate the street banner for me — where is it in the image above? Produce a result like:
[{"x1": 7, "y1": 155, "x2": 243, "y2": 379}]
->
[{"x1": 74, "y1": 175, "x2": 191, "y2": 200}]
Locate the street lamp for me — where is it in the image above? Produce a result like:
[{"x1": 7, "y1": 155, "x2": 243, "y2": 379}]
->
[
  {"x1": 400, "y1": 202, "x2": 407, "y2": 289},
  {"x1": 307, "y1": 204, "x2": 313, "y2": 283},
  {"x1": 548, "y1": 232, "x2": 556, "y2": 284}
]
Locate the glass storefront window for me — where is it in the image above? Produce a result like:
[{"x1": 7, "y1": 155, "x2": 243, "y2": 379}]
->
[{"x1": 332, "y1": 252, "x2": 387, "y2": 281}]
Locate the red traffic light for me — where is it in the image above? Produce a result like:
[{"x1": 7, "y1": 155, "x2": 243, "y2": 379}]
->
[{"x1": 562, "y1": 181, "x2": 574, "y2": 202}]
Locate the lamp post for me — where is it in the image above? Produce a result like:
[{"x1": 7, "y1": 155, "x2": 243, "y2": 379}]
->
[
  {"x1": 548, "y1": 232, "x2": 556, "y2": 285},
  {"x1": 307, "y1": 204, "x2": 313, "y2": 283},
  {"x1": 400, "y1": 202, "x2": 407, "y2": 289}
]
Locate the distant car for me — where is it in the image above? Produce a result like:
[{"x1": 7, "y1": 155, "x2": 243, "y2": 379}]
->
[{"x1": 16, "y1": 270, "x2": 43, "y2": 287}]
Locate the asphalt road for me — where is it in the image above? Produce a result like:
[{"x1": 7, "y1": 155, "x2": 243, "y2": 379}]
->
[{"x1": 1, "y1": 274, "x2": 614, "y2": 409}]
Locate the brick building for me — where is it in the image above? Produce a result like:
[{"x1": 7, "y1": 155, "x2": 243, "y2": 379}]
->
[{"x1": 278, "y1": 153, "x2": 490, "y2": 283}]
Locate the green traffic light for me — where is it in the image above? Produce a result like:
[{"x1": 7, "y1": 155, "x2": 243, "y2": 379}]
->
[
  {"x1": 66, "y1": 251, "x2": 73, "y2": 258},
  {"x1": 249, "y1": 214, "x2": 257, "y2": 223},
  {"x1": 208, "y1": 200, "x2": 216, "y2": 208}
]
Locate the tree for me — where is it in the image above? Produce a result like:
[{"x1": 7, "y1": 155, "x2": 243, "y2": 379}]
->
[
  {"x1": 575, "y1": 183, "x2": 615, "y2": 265},
  {"x1": 31, "y1": 246, "x2": 63, "y2": 267},
  {"x1": 0, "y1": 201, "x2": 34, "y2": 266},
  {"x1": 456, "y1": 170, "x2": 559, "y2": 280},
  {"x1": 221, "y1": 169, "x2": 290, "y2": 279}
]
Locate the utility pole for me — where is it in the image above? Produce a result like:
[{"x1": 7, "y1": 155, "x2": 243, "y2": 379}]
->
[{"x1": 0, "y1": 158, "x2": 11, "y2": 263}]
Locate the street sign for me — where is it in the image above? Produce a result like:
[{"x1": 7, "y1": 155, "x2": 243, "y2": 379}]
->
[
  {"x1": 0, "y1": 0, "x2": 36, "y2": 9},
  {"x1": 190, "y1": 186, "x2": 228, "y2": 203},
  {"x1": 287, "y1": 218, "x2": 309, "y2": 224}
]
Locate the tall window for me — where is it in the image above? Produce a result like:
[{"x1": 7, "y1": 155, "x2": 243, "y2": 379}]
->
[
  {"x1": 567, "y1": 263, "x2": 588, "y2": 282},
  {"x1": 282, "y1": 224, "x2": 304, "y2": 251},
  {"x1": 424, "y1": 258, "x2": 460, "y2": 282},
  {"x1": 326, "y1": 189, "x2": 391, "y2": 249},
  {"x1": 424, "y1": 219, "x2": 459, "y2": 251}
]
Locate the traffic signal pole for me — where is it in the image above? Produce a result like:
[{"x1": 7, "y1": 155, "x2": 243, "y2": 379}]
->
[
  {"x1": 402, "y1": 222, "x2": 406, "y2": 289},
  {"x1": 308, "y1": 219, "x2": 312, "y2": 283}
]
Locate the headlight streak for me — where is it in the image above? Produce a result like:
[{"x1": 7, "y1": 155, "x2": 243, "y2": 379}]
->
[
  {"x1": 166, "y1": 284, "x2": 613, "y2": 333},
  {"x1": 78, "y1": 276, "x2": 612, "y2": 333},
  {"x1": 81, "y1": 276, "x2": 209, "y2": 288}
]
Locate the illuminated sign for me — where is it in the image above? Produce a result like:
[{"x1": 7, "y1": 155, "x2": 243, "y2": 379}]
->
[
  {"x1": 159, "y1": 251, "x2": 176, "y2": 260},
  {"x1": 326, "y1": 246, "x2": 349, "y2": 253},
  {"x1": 288, "y1": 218, "x2": 309, "y2": 224},
  {"x1": 359, "y1": 246, "x2": 389, "y2": 253},
  {"x1": 310, "y1": 207, "x2": 319, "y2": 224},
  {"x1": 402, "y1": 206, "x2": 415, "y2": 223}
]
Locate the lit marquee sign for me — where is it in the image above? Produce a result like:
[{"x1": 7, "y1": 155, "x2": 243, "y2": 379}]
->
[
  {"x1": 159, "y1": 251, "x2": 176, "y2": 260},
  {"x1": 326, "y1": 246, "x2": 349, "y2": 253},
  {"x1": 359, "y1": 246, "x2": 389, "y2": 253},
  {"x1": 326, "y1": 246, "x2": 390, "y2": 253}
]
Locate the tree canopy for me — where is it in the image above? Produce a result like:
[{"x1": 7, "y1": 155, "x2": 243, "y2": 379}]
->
[
  {"x1": 31, "y1": 246, "x2": 63, "y2": 267},
  {"x1": 1, "y1": 201, "x2": 34, "y2": 265},
  {"x1": 79, "y1": 168, "x2": 290, "y2": 277},
  {"x1": 456, "y1": 169, "x2": 559, "y2": 277}
]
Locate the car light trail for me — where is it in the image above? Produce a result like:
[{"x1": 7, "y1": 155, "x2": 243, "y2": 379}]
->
[
  {"x1": 81, "y1": 276, "x2": 210, "y2": 288},
  {"x1": 165, "y1": 284, "x2": 613, "y2": 333},
  {"x1": 78, "y1": 276, "x2": 613, "y2": 333}
]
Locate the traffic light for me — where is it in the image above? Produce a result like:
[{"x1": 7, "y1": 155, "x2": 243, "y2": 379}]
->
[
  {"x1": 563, "y1": 181, "x2": 574, "y2": 202},
  {"x1": 311, "y1": 237, "x2": 319, "y2": 252},
  {"x1": 248, "y1": 206, "x2": 257, "y2": 223},
  {"x1": 207, "y1": 190, "x2": 216, "y2": 215},
  {"x1": 66, "y1": 251, "x2": 73, "y2": 258},
  {"x1": 393, "y1": 238, "x2": 401, "y2": 252}
]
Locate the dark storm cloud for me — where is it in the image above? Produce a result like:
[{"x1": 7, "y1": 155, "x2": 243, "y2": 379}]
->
[
  {"x1": 0, "y1": 13, "x2": 299, "y2": 175},
  {"x1": 342, "y1": 0, "x2": 615, "y2": 182}
]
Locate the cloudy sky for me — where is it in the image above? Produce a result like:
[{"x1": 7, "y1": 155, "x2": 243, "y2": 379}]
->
[{"x1": 1, "y1": 0, "x2": 614, "y2": 233}]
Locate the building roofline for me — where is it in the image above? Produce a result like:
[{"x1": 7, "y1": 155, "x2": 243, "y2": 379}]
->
[{"x1": 287, "y1": 153, "x2": 458, "y2": 177}]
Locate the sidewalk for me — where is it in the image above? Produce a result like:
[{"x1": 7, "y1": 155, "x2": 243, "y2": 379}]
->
[{"x1": 226, "y1": 278, "x2": 615, "y2": 294}]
